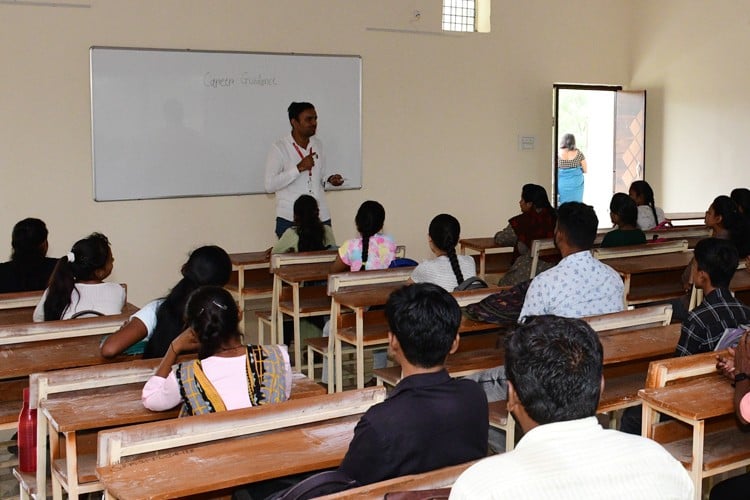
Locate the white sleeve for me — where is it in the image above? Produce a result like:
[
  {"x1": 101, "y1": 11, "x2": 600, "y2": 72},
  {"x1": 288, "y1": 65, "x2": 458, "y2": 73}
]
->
[
  {"x1": 32, "y1": 289, "x2": 49, "y2": 322},
  {"x1": 264, "y1": 142, "x2": 302, "y2": 193},
  {"x1": 131, "y1": 299, "x2": 163, "y2": 340}
]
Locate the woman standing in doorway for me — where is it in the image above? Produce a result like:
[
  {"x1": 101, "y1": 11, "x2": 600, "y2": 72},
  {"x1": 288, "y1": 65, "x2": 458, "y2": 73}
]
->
[{"x1": 557, "y1": 133, "x2": 588, "y2": 204}]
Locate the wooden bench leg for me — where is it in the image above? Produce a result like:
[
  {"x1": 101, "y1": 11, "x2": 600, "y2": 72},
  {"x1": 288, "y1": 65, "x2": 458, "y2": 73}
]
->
[
  {"x1": 691, "y1": 420, "x2": 704, "y2": 500},
  {"x1": 257, "y1": 315, "x2": 265, "y2": 345}
]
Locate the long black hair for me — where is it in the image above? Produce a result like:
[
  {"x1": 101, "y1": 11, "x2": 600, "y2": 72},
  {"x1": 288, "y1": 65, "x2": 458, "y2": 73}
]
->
[
  {"x1": 143, "y1": 245, "x2": 232, "y2": 358},
  {"x1": 354, "y1": 201, "x2": 385, "y2": 269},
  {"x1": 294, "y1": 195, "x2": 326, "y2": 252},
  {"x1": 711, "y1": 195, "x2": 750, "y2": 257},
  {"x1": 184, "y1": 286, "x2": 241, "y2": 360},
  {"x1": 8, "y1": 218, "x2": 51, "y2": 291},
  {"x1": 522, "y1": 184, "x2": 555, "y2": 214},
  {"x1": 44, "y1": 232, "x2": 111, "y2": 321},
  {"x1": 429, "y1": 214, "x2": 464, "y2": 286},
  {"x1": 629, "y1": 180, "x2": 659, "y2": 226}
]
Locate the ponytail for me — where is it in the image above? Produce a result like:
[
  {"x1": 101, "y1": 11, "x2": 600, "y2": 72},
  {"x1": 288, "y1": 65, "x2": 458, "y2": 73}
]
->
[
  {"x1": 429, "y1": 214, "x2": 464, "y2": 285},
  {"x1": 355, "y1": 201, "x2": 386, "y2": 270},
  {"x1": 293, "y1": 195, "x2": 326, "y2": 252},
  {"x1": 43, "y1": 255, "x2": 76, "y2": 320}
]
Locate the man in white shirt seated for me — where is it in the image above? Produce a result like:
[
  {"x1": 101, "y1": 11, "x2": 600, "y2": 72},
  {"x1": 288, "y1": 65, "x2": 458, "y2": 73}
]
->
[
  {"x1": 520, "y1": 201, "x2": 625, "y2": 320},
  {"x1": 450, "y1": 315, "x2": 693, "y2": 500}
]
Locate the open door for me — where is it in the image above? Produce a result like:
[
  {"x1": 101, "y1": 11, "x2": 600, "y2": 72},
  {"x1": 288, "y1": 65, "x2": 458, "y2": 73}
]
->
[
  {"x1": 553, "y1": 85, "x2": 646, "y2": 224},
  {"x1": 614, "y1": 90, "x2": 646, "y2": 193}
]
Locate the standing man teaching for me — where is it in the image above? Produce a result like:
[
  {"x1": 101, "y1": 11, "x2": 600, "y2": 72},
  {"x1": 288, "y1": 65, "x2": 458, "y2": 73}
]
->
[{"x1": 265, "y1": 102, "x2": 344, "y2": 238}]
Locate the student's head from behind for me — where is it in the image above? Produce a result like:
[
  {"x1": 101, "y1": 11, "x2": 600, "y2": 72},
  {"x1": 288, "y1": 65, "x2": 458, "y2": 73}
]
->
[
  {"x1": 355, "y1": 200, "x2": 385, "y2": 237},
  {"x1": 287, "y1": 101, "x2": 316, "y2": 137},
  {"x1": 706, "y1": 195, "x2": 740, "y2": 231},
  {"x1": 521, "y1": 184, "x2": 553, "y2": 212},
  {"x1": 559, "y1": 133, "x2": 576, "y2": 150},
  {"x1": 293, "y1": 195, "x2": 326, "y2": 252},
  {"x1": 428, "y1": 213, "x2": 461, "y2": 254},
  {"x1": 628, "y1": 180, "x2": 654, "y2": 207},
  {"x1": 609, "y1": 192, "x2": 638, "y2": 227},
  {"x1": 731, "y1": 188, "x2": 750, "y2": 216},
  {"x1": 555, "y1": 202, "x2": 598, "y2": 252},
  {"x1": 693, "y1": 237, "x2": 739, "y2": 290},
  {"x1": 182, "y1": 245, "x2": 232, "y2": 287},
  {"x1": 385, "y1": 283, "x2": 461, "y2": 369},
  {"x1": 11, "y1": 218, "x2": 49, "y2": 262},
  {"x1": 505, "y1": 315, "x2": 603, "y2": 429},
  {"x1": 184, "y1": 286, "x2": 241, "y2": 359}
]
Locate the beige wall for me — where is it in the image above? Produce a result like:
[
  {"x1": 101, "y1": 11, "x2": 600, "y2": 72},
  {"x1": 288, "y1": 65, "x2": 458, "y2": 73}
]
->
[
  {"x1": 0, "y1": 0, "x2": 631, "y2": 304},
  {"x1": 631, "y1": 0, "x2": 750, "y2": 213}
]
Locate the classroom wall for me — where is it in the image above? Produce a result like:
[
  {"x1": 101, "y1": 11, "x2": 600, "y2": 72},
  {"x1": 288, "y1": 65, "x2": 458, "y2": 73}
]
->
[
  {"x1": 631, "y1": 0, "x2": 750, "y2": 213},
  {"x1": 0, "y1": 0, "x2": 631, "y2": 304}
]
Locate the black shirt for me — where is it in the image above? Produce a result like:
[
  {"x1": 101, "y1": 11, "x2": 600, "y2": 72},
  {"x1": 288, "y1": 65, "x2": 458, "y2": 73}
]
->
[{"x1": 0, "y1": 257, "x2": 57, "y2": 293}]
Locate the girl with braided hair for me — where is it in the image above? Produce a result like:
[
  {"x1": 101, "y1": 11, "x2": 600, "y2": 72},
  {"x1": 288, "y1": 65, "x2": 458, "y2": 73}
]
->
[
  {"x1": 142, "y1": 286, "x2": 292, "y2": 415},
  {"x1": 101, "y1": 245, "x2": 231, "y2": 358},
  {"x1": 411, "y1": 214, "x2": 476, "y2": 291},
  {"x1": 331, "y1": 200, "x2": 396, "y2": 273},
  {"x1": 629, "y1": 180, "x2": 667, "y2": 230},
  {"x1": 33, "y1": 232, "x2": 124, "y2": 321}
]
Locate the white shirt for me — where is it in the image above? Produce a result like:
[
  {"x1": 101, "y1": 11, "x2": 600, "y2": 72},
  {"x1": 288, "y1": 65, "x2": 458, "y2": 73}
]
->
[
  {"x1": 410, "y1": 255, "x2": 477, "y2": 292},
  {"x1": 636, "y1": 205, "x2": 666, "y2": 230},
  {"x1": 450, "y1": 417, "x2": 693, "y2": 500},
  {"x1": 519, "y1": 250, "x2": 624, "y2": 321},
  {"x1": 33, "y1": 282, "x2": 126, "y2": 321},
  {"x1": 130, "y1": 298, "x2": 164, "y2": 340},
  {"x1": 264, "y1": 134, "x2": 331, "y2": 221}
]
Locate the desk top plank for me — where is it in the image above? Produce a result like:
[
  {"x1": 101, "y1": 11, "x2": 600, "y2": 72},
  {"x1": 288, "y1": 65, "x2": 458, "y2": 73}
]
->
[
  {"x1": 229, "y1": 251, "x2": 270, "y2": 267},
  {"x1": 639, "y1": 374, "x2": 734, "y2": 421},
  {"x1": 600, "y1": 323, "x2": 680, "y2": 365},
  {"x1": 0, "y1": 306, "x2": 35, "y2": 325},
  {"x1": 459, "y1": 238, "x2": 508, "y2": 252},
  {"x1": 273, "y1": 261, "x2": 333, "y2": 283},
  {"x1": 605, "y1": 251, "x2": 693, "y2": 275},
  {"x1": 42, "y1": 372, "x2": 324, "y2": 433},
  {"x1": 97, "y1": 416, "x2": 358, "y2": 500}
]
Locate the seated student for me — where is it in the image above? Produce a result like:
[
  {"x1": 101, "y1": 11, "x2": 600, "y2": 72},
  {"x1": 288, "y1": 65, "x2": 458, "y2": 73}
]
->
[
  {"x1": 32, "y1": 232, "x2": 124, "y2": 321},
  {"x1": 338, "y1": 283, "x2": 488, "y2": 485},
  {"x1": 0, "y1": 218, "x2": 58, "y2": 293},
  {"x1": 450, "y1": 315, "x2": 693, "y2": 500},
  {"x1": 142, "y1": 286, "x2": 292, "y2": 415},
  {"x1": 520, "y1": 202, "x2": 624, "y2": 320},
  {"x1": 410, "y1": 213, "x2": 476, "y2": 292},
  {"x1": 676, "y1": 237, "x2": 750, "y2": 356},
  {"x1": 731, "y1": 187, "x2": 750, "y2": 220},
  {"x1": 494, "y1": 184, "x2": 557, "y2": 286},
  {"x1": 629, "y1": 180, "x2": 667, "y2": 230},
  {"x1": 600, "y1": 193, "x2": 646, "y2": 247},
  {"x1": 713, "y1": 332, "x2": 750, "y2": 500},
  {"x1": 272, "y1": 194, "x2": 336, "y2": 254},
  {"x1": 101, "y1": 245, "x2": 231, "y2": 358},
  {"x1": 330, "y1": 200, "x2": 397, "y2": 373}
]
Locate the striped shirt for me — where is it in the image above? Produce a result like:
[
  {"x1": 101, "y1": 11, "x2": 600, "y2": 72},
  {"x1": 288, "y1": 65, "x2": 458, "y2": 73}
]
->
[{"x1": 675, "y1": 287, "x2": 750, "y2": 356}]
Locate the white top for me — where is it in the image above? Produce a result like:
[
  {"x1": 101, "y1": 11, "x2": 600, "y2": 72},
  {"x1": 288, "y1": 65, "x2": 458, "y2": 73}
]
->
[
  {"x1": 142, "y1": 346, "x2": 292, "y2": 411},
  {"x1": 450, "y1": 416, "x2": 693, "y2": 500},
  {"x1": 520, "y1": 250, "x2": 624, "y2": 321},
  {"x1": 410, "y1": 255, "x2": 477, "y2": 292},
  {"x1": 130, "y1": 298, "x2": 164, "y2": 340},
  {"x1": 636, "y1": 205, "x2": 666, "y2": 230},
  {"x1": 264, "y1": 134, "x2": 331, "y2": 221},
  {"x1": 33, "y1": 282, "x2": 126, "y2": 322}
]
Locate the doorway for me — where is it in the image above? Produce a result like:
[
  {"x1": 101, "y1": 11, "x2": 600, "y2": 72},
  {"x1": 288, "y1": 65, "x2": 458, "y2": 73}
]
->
[{"x1": 553, "y1": 85, "x2": 646, "y2": 226}]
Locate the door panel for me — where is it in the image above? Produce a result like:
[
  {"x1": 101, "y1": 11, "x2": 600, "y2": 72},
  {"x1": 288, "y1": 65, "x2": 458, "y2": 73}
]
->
[{"x1": 614, "y1": 90, "x2": 646, "y2": 193}]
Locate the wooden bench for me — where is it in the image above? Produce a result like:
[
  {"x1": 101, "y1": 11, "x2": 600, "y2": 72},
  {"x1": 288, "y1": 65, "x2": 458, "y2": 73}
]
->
[
  {"x1": 95, "y1": 387, "x2": 385, "y2": 500},
  {"x1": 316, "y1": 460, "x2": 480, "y2": 499},
  {"x1": 30, "y1": 358, "x2": 325, "y2": 500},
  {"x1": 0, "y1": 290, "x2": 43, "y2": 325},
  {"x1": 0, "y1": 307, "x2": 138, "y2": 433},
  {"x1": 585, "y1": 304, "x2": 673, "y2": 333},
  {"x1": 639, "y1": 351, "x2": 750, "y2": 499},
  {"x1": 225, "y1": 251, "x2": 273, "y2": 333},
  {"x1": 458, "y1": 237, "x2": 514, "y2": 279}
]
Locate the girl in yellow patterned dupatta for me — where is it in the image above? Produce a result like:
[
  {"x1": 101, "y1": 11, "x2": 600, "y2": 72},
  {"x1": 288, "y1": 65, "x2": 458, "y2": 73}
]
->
[{"x1": 142, "y1": 286, "x2": 292, "y2": 416}]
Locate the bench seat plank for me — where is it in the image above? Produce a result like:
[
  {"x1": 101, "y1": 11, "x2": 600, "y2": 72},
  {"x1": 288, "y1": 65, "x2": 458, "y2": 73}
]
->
[
  {"x1": 663, "y1": 427, "x2": 750, "y2": 472},
  {"x1": 97, "y1": 415, "x2": 359, "y2": 500}
]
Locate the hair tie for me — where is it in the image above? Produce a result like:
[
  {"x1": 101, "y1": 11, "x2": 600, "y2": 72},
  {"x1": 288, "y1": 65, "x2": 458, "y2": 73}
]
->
[
  {"x1": 66, "y1": 251, "x2": 75, "y2": 263},
  {"x1": 212, "y1": 300, "x2": 228, "y2": 311}
]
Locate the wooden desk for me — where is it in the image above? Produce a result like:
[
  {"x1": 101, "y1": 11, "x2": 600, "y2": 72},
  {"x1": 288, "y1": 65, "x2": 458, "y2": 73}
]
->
[
  {"x1": 97, "y1": 415, "x2": 358, "y2": 500},
  {"x1": 458, "y1": 237, "x2": 513, "y2": 279},
  {"x1": 226, "y1": 251, "x2": 273, "y2": 332},
  {"x1": 0, "y1": 306, "x2": 35, "y2": 325},
  {"x1": 605, "y1": 251, "x2": 693, "y2": 305},
  {"x1": 332, "y1": 282, "x2": 405, "y2": 391},
  {"x1": 273, "y1": 260, "x2": 334, "y2": 368},
  {"x1": 639, "y1": 374, "x2": 750, "y2": 499},
  {"x1": 40, "y1": 372, "x2": 325, "y2": 499},
  {"x1": 731, "y1": 268, "x2": 750, "y2": 305}
]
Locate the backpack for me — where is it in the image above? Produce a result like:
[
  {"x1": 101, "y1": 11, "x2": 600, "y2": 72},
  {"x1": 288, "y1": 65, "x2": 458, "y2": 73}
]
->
[
  {"x1": 264, "y1": 470, "x2": 359, "y2": 500},
  {"x1": 454, "y1": 276, "x2": 488, "y2": 291},
  {"x1": 463, "y1": 280, "x2": 530, "y2": 326}
]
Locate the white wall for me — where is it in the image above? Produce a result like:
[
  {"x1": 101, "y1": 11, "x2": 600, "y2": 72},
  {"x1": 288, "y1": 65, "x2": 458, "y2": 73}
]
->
[
  {"x1": 631, "y1": 0, "x2": 750, "y2": 213},
  {"x1": 0, "y1": 0, "x2": 630, "y2": 304}
]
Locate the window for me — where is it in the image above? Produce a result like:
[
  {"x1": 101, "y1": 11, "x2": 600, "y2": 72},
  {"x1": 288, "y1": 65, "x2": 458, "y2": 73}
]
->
[{"x1": 442, "y1": 0, "x2": 490, "y2": 33}]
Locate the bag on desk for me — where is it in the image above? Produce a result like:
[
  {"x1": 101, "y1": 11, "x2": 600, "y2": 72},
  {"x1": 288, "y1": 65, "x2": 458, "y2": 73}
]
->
[{"x1": 463, "y1": 280, "x2": 530, "y2": 326}]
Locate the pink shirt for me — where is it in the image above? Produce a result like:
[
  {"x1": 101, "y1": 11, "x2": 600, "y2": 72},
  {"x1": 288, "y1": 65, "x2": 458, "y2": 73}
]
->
[
  {"x1": 740, "y1": 392, "x2": 750, "y2": 422},
  {"x1": 142, "y1": 347, "x2": 292, "y2": 411},
  {"x1": 338, "y1": 233, "x2": 396, "y2": 271}
]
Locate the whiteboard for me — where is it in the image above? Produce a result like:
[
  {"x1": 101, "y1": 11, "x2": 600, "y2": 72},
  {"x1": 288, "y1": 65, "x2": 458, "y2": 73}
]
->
[{"x1": 90, "y1": 47, "x2": 362, "y2": 201}]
